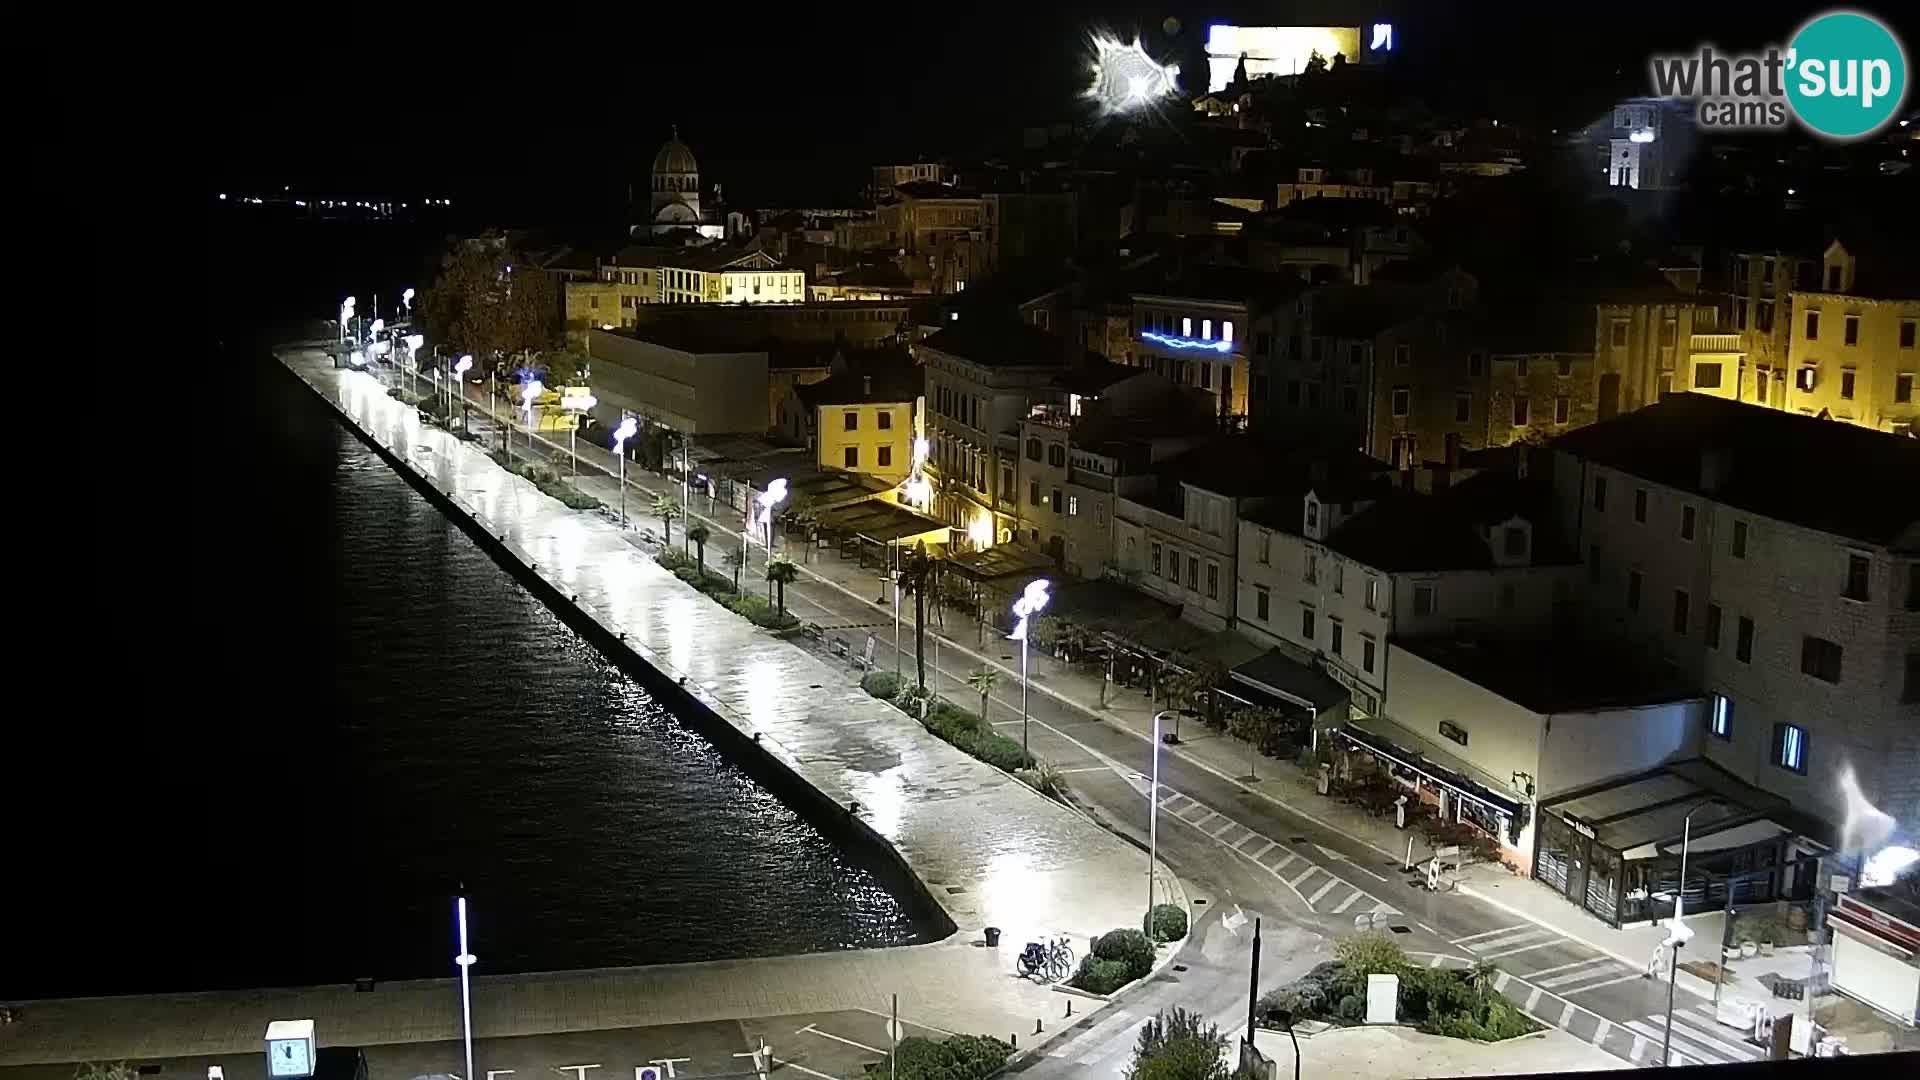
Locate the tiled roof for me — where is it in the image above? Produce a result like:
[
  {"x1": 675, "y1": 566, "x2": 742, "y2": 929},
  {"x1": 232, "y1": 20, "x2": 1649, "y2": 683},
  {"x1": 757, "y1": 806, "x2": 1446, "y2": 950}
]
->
[
  {"x1": 1551, "y1": 393, "x2": 1920, "y2": 548},
  {"x1": 795, "y1": 350, "x2": 922, "y2": 407},
  {"x1": 917, "y1": 320, "x2": 1102, "y2": 369}
]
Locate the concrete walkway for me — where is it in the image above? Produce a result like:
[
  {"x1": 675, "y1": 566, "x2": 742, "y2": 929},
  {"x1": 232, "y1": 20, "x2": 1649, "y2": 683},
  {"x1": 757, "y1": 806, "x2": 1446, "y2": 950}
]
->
[{"x1": 0, "y1": 353, "x2": 1180, "y2": 1066}]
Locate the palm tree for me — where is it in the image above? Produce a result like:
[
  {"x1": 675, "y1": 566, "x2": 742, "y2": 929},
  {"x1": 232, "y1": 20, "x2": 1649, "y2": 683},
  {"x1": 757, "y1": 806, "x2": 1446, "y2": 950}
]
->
[
  {"x1": 966, "y1": 668, "x2": 1000, "y2": 724},
  {"x1": 723, "y1": 546, "x2": 746, "y2": 592},
  {"x1": 898, "y1": 542, "x2": 935, "y2": 688},
  {"x1": 765, "y1": 555, "x2": 799, "y2": 617},
  {"x1": 651, "y1": 493, "x2": 680, "y2": 546},
  {"x1": 687, "y1": 524, "x2": 711, "y2": 578}
]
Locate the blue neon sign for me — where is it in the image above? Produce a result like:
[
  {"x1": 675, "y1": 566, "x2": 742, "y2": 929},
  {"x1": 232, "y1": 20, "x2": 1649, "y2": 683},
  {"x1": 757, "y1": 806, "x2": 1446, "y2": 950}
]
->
[{"x1": 1141, "y1": 330, "x2": 1233, "y2": 354}]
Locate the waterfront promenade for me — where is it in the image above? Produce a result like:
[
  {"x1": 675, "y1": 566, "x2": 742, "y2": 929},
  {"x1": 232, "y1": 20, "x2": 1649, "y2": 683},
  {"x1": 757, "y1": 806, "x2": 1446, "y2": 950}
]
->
[{"x1": 0, "y1": 351, "x2": 1179, "y2": 1066}]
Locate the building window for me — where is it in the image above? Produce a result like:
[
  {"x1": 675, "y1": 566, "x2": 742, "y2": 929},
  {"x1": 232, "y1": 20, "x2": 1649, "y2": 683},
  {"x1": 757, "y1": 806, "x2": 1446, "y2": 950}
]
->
[
  {"x1": 1681, "y1": 505, "x2": 1696, "y2": 540},
  {"x1": 1050, "y1": 488, "x2": 1063, "y2": 514},
  {"x1": 1391, "y1": 387, "x2": 1410, "y2": 417},
  {"x1": 844, "y1": 446, "x2": 859, "y2": 468},
  {"x1": 1202, "y1": 318, "x2": 1213, "y2": 340},
  {"x1": 1468, "y1": 352, "x2": 1485, "y2": 376},
  {"x1": 1839, "y1": 369, "x2": 1856, "y2": 400},
  {"x1": 1304, "y1": 551, "x2": 1319, "y2": 584},
  {"x1": 1512, "y1": 396, "x2": 1529, "y2": 426},
  {"x1": 1672, "y1": 589, "x2": 1690, "y2": 634},
  {"x1": 1736, "y1": 615, "x2": 1755, "y2": 663},
  {"x1": 1593, "y1": 476, "x2": 1608, "y2": 511},
  {"x1": 1256, "y1": 530, "x2": 1271, "y2": 564},
  {"x1": 1365, "y1": 577, "x2": 1380, "y2": 612},
  {"x1": 1455, "y1": 393, "x2": 1471, "y2": 422},
  {"x1": 1627, "y1": 570, "x2": 1643, "y2": 612},
  {"x1": 1557, "y1": 356, "x2": 1574, "y2": 376},
  {"x1": 878, "y1": 411, "x2": 892, "y2": 430},
  {"x1": 1844, "y1": 553, "x2": 1870, "y2": 601},
  {"x1": 1554, "y1": 395, "x2": 1570, "y2": 423},
  {"x1": 1611, "y1": 320, "x2": 1628, "y2": 347},
  {"x1": 1516, "y1": 356, "x2": 1530, "y2": 377},
  {"x1": 1395, "y1": 344, "x2": 1411, "y2": 367},
  {"x1": 1169, "y1": 549, "x2": 1182, "y2": 581},
  {"x1": 1026, "y1": 437, "x2": 1041, "y2": 461},
  {"x1": 844, "y1": 411, "x2": 859, "y2": 431},
  {"x1": 1363, "y1": 637, "x2": 1377, "y2": 673},
  {"x1": 1844, "y1": 315, "x2": 1859, "y2": 346},
  {"x1": 878, "y1": 446, "x2": 893, "y2": 468},
  {"x1": 1223, "y1": 320, "x2": 1234, "y2": 343},
  {"x1": 1710, "y1": 694, "x2": 1732, "y2": 740},
  {"x1": 1800, "y1": 635, "x2": 1843, "y2": 684},
  {"x1": 1255, "y1": 587, "x2": 1270, "y2": 621},
  {"x1": 1773, "y1": 723, "x2": 1808, "y2": 774},
  {"x1": 1706, "y1": 603, "x2": 1723, "y2": 648},
  {"x1": 1732, "y1": 520, "x2": 1748, "y2": 558},
  {"x1": 1029, "y1": 481, "x2": 1040, "y2": 506},
  {"x1": 1634, "y1": 488, "x2": 1648, "y2": 524},
  {"x1": 1182, "y1": 317, "x2": 1192, "y2": 336},
  {"x1": 1901, "y1": 320, "x2": 1916, "y2": 348},
  {"x1": 1187, "y1": 557, "x2": 1199, "y2": 590},
  {"x1": 1206, "y1": 562, "x2": 1219, "y2": 599},
  {"x1": 1439, "y1": 720, "x2": 1469, "y2": 747},
  {"x1": 1068, "y1": 495, "x2": 1080, "y2": 516},
  {"x1": 1301, "y1": 606, "x2": 1316, "y2": 641},
  {"x1": 1805, "y1": 311, "x2": 1819, "y2": 340},
  {"x1": 1904, "y1": 653, "x2": 1920, "y2": 703},
  {"x1": 1898, "y1": 374, "x2": 1915, "y2": 403},
  {"x1": 1660, "y1": 373, "x2": 1673, "y2": 398},
  {"x1": 1589, "y1": 544, "x2": 1603, "y2": 583},
  {"x1": 1694, "y1": 362, "x2": 1723, "y2": 388},
  {"x1": 1329, "y1": 620, "x2": 1343, "y2": 655},
  {"x1": 1332, "y1": 563, "x2": 1344, "y2": 594},
  {"x1": 1001, "y1": 466, "x2": 1013, "y2": 495},
  {"x1": 1048, "y1": 444, "x2": 1066, "y2": 467},
  {"x1": 1151, "y1": 542, "x2": 1162, "y2": 575},
  {"x1": 1413, "y1": 584, "x2": 1436, "y2": 616}
]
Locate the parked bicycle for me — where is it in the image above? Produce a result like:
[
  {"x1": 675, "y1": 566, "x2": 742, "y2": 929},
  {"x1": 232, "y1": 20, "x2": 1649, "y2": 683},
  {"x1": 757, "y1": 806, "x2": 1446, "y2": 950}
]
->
[{"x1": 1016, "y1": 936, "x2": 1076, "y2": 982}]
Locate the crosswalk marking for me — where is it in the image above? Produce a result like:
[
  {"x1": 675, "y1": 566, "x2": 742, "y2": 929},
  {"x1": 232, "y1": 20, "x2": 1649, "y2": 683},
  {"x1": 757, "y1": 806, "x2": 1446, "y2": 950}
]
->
[
  {"x1": 1558, "y1": 971, "x2": 1645, "y2": 996},
  {"x1": 1269, "y1": 851, "x2": 1297, "y2": 872},
  {"x1": 1493, "y1": 971, "x2": 1512, "y2": 992},
  {"x1": 1524, "y1": 987, "x2": 1542, "y2": 1012},
  {"x1": 1622, "y1": 1018, "x2": 1756, "y2": 1066},
  {"x1": 1246, "y1": 839, "x2": 1276, "y2": 860},
  {"x1": 1592, "y1": 1019, "x2": 1612, "y2": 1046},
  {"x1": 1306, "y1": 879, "x2": 1341, "y2": 906},
  {"x1": 1558, "y1": 1001, "x2": 1575, "y2": 1027},
  {"x1": 1463, "y1": 928, "x2": 1547, "y2": 954},
  {"x1": 1451, "y1": 924, "x2": 1531, "y2": 945},
  {"x1": 1670, "y1": 1014, "x2": 1763, "y2": 1061},
  {"x1": 1480, "y1": 939, "x2": 1561, "y2": 960},
  {"x1": 1629, "y1": 1034, "x2": 1650, "y2": 1063},
  {"x1": 1287, "y1": 866, "x2": 1319, "y2": 888},
  {"x1": 1522, "y1": 956, "x2": 1614, "y2": 981},
  {"x1": 1330, "y1": 890, "x2": 1362, "y2": 914}
]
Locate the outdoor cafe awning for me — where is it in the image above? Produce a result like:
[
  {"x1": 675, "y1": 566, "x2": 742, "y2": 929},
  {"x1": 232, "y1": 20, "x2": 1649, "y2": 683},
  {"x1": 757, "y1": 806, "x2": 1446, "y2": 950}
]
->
[
  {"x1": 945, "y1": 542, "x2": 1054, "y2": 584},
  {"x1": 1228, "y1": 649, "x2": 1350, "y2": 717},
  {"x1": 1336, "y1": 722, "x2": 1526, "y2": 820},
  {"x1": 815, "y1": 499, "x2": 951, "y2": 546}
]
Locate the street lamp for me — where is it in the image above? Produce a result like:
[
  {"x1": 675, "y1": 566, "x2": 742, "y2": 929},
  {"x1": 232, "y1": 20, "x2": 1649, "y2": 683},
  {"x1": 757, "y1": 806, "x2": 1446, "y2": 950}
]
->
[
  {"x1": 520, "y1": 379, "x2": 543, "y2": 452},
  {"x1": 561, "y1": 387, "x2": 597, "y2": 483},
  {"x1": 1149, "y1": 708, "x2": 1200, "y2": 931},
  {"x1": 404, "y1": 334, "x2": 424, "y2": 397},
  {"x1": 612, "y1": 415, "x2": 639, "y2": 526},
  {"x1": 756, "y1": 478, "x2": 788, "y2": 561},
  {"x1": 1661, "y1": 797, "x2": 1722, "y2": 1066},
  {"x1": 1009, "y1": 579, "x2": 1050, "y2": 753},
  {"x1": 453, "y1": 894, "x2": 477, "y2": 1080},
  {"x1": 401, "y1": 287, "x2": 415, "y2": 316},
  {"x1": 453, "y1": 355, "x2": 473, "y2": 434},
  {"x1": 338, "y1": 295, "x2": 356, "y2": 343}
]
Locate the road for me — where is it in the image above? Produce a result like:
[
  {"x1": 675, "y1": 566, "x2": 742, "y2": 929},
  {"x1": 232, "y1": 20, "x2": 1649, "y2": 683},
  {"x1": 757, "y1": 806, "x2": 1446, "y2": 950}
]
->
[{"x1": 423, "y1": 380, "x2": 1771, "y2": 1074}]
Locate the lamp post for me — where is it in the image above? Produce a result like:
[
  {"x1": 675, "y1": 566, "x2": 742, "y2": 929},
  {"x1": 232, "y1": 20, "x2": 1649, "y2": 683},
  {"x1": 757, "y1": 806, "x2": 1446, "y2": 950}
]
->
[
  {"x1": 401, "y1": 287, "x2": 415, "y2": 318},
  {"x1": 1661, "y1": 798, "x2": 1721, "y2": 1066},
  {"x1": 404, "y1": 334, "x2": 424, "y2": 398},
  {"x1": 368, "y1": 319, "x2": 387, "y2": 388},
  {"x1": 612, "y1": 416, "x2": 639, "y2": 526},
  {"x1": 756, "y1": 478, "x2": 788, "y2": 563},
  {"x1": 453, "y1": 894, "x2": 477, "y2": 1080},
  {"x1": 338, "y1": 296, "x2": 355, "y2": 344},
  {"x1": 1009, "y1": 579, "x2": 1051, "y2": 753},
  {"x1": 520, "y1": 379, "x2": 543, "y2": 453},
  {"x1": 1148, "y1": 708, "x2": 1200, "y2": 930},
  {"x1": 453, "y1": 355, "x2": 473, "y2": 435},
  {"x1": 561, "y1": 387, "x2": 597, "y2": 483}
]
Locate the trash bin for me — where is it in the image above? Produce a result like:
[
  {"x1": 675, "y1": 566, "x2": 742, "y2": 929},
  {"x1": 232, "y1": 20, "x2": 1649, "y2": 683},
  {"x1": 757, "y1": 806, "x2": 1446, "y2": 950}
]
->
[
  {"x1": 1316, "y1": 763, "x2": 1331, "y2": 796},
  {"x1": 984, "y1": 926, "x2": 1002, "y2": 946},
  {"x1": 1394, "y1": 795, "x2": 1409, "y2": 829}
]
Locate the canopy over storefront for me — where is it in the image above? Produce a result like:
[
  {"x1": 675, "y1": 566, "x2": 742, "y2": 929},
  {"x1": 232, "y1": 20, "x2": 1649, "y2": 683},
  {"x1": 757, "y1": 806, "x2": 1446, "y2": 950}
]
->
[
  {"x1": 1229, "y1": 649, "x2": 1352, "y2": 721},
  {"x1": 815, "y1": 499, "x2": 951, "y2": 547}
]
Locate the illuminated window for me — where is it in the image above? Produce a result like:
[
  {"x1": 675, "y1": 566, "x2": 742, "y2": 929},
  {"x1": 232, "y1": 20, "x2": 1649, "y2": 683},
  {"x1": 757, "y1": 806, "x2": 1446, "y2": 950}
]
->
[
  {"x1": 1222, "y1": 321, "x2": 1234, "y2": 344},
  {"x1": 1202, "y1": 319, "x2": 1213, "y2": 340},
  {"x1": 1773, "y1": 723, "x2": 1808, "y2": 774},
  {"x1": 1182, "y1": 317, "x2": 1192, "y2": 337},
  {"x1": 1709, "y1": 694, "x2": 1732, "y2": 739}
]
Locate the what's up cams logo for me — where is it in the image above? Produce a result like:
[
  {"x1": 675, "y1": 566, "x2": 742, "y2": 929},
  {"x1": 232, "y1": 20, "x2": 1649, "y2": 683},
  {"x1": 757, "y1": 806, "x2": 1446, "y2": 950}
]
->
[{"x1": 1649, "y1": 9, "x2": 1909, "y2": 140}]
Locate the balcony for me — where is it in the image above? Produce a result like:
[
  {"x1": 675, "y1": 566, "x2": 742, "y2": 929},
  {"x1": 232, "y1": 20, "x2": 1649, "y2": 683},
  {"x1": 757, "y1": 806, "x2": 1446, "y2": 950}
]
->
[
  {"x1": 1690, "y1": 333, "x2": 1742, "y2": 354},
  {"x1": 1026, "y1": 403, "x2": 1076, "y2": 429},
  {"x1": 1068, "y1": 466, "x2": 1114, "y2": 492}
]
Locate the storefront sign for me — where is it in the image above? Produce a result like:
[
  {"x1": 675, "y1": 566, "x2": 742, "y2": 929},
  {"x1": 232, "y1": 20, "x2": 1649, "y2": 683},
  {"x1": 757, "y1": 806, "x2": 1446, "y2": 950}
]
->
[{"x1": 1568, "y1": 817, "x2": 1597, "y2": 840}]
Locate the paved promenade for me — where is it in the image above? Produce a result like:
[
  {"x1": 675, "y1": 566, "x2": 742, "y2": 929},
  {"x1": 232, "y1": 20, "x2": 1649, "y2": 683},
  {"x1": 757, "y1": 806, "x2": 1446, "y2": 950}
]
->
[{"x1": 0, "y1": 352, "x2": 1179, "y2": 1066}]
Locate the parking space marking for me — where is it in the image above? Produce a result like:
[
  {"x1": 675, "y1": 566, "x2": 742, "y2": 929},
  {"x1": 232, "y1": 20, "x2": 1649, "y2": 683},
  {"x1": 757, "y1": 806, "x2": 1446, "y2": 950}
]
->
[
  {"x1": 1592, "y1": 1019, "x2": 1612, "y2": 1046},
  {"x1": 796, "y1": 1025, "x2": 885, "y2": 1055},
  {"x1": 1210, "y1": 818, "x2": 1241, "y2": 839},
  {"x1": 1238, "y1": 835, "x2": 1271, "y2": 856},
  {"x1": 1267, "y1": 850, "x2": 1297, "y2": 872},
  {"x1": 774, "y1": 1059, "x2": 838, "y2": 1080}
]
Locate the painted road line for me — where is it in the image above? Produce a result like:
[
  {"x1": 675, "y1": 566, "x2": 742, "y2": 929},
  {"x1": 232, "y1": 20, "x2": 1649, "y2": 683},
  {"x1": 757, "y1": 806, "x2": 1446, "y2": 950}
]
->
[
  {"x1": 798, "y1": 1025, "x2": 886, "y2": 1055},
  {"x1": 1493, "y1": 971, "x2": 1512, "y2": 992},
  {"x1": 1558, "y1": 1001, "x2": 1576, "y2": 1027},
  {"x1": 1591, "y1": 1018, "x2": 1612, "y2": 1047},
  {"x1": 1238, "y1": 835, "x2": 1271, "y2": 856},
  {"x1": 1451, "y1": 924, "x2": 1532, "y2": 945},
  {"x1": 1428, "y1": 954, "x2": 1446, "y2": 969},
  {"x1": 1480, "y1": 939, "x2": 1564, "y2": 961},
  {"x1": 1305, "y1": 879, "x2": 1341, "y2": 906},
  {"x1": 1287, "y1": 866, "x2": 1321, "y2": 889},
  {"x1": 1177, "y1": 804, "x2": 1212, "y2": 824},
  {"x1": 1629, "y1": 1034, "x2": 1650, "y2": 1063},
  {"x1": 1268, "y1": 851, "x2": 1298, "y2": 872},
  {"x1": 1463, "y1": 928, "x2": 1548, "y2": 954},
  {"x1": 1558, "y1": 971, "x2": 1647, "y2": 996},
  {"x1": 1330, "y1": 890, "x2": 1363, "y2": 914},
  {"x1": 1523, "y1": 956, "x2": 1615, "y2": 981},
  {"x1": 775, "y1": 1058, "x2": 838, "y2": 1080},
  {"x1": 1371, "y1": 901, "x2": 1398, "y2": 915},
  {"x1": 1524, "y1": 987, "x2": 1543, "y2": 1012},
  {"x1": 1623, "y1": 1019, "x2": 1734, "y2": 1065},
  {"x1": 1209, "y1": 818, "x2": 1241, "y2": 839}
]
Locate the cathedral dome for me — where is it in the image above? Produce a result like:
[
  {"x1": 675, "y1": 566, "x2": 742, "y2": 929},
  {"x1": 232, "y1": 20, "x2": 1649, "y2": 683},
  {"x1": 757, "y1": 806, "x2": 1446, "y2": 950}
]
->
[{"x1": 653, "y1": 134, "x2": 698, "y2": 178}]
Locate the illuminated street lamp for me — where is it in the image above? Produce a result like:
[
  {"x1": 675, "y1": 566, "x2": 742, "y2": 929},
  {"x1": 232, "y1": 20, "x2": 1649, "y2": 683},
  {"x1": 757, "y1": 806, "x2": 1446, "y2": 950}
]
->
[
  {"x1": 453, "y1": 895, "x2": 477, "y2": 1080},
  {"x1": 452, "y1": 355, "x2": 473, "y2": 434},
  {"x1": 401, "y1": 287, "x2": 415, "y2": 316},
  {"x1": 1661, "y1": 798, "x2": 1721, "y2": 1066},
  {"x1": 1148, "y1": 709, "x2": 1198, "y2": 933},
  {"x1": 756, "y1": 478, "x2": 788, "y2": 561},
  {"x1": 1009, "y1": 578, "x2": 1051, "y2": 752},
  {"x1": 560, "y1": 386, "x2": 597, "y2": 483},
  {"x1": 520, "y1": 379, "x2": 543, "y2": 452},
  {"x1": 404, "y1": 334, "x2": 425, "y2": 397},
  {"x1": 338, "y1": 295, "x2": 356, "y2": 343},
  {"x1": 612, "y1": 415, "x2": 639, "y2": 525}
]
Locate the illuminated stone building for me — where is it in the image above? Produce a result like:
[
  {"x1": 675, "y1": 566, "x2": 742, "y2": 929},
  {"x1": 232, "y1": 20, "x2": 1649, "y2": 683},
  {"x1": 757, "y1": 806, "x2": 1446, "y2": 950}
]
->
[
  {"x1": 639, "y1": 130, "x2": 725, "y2": 240},
  {"x1": 1783, "y1": 239, "x2": 1920, "y2": 435},
  {"x1": 1131, "y1": 267, "x2": 1304, "y2": 425}
]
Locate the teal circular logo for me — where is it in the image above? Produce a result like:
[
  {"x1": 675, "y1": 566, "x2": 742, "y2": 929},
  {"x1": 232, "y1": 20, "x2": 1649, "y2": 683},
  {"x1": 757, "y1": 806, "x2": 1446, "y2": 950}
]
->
[{"x1": 1786, "y1": 11, "x2": 1908, "y2": 139}]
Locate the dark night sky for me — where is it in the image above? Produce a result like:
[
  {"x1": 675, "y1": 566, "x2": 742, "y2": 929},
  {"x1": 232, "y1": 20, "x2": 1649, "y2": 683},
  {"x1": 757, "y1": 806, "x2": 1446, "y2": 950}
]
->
[{"x1": 148, "y1": 2, "x2": 1895, "y2": 225}]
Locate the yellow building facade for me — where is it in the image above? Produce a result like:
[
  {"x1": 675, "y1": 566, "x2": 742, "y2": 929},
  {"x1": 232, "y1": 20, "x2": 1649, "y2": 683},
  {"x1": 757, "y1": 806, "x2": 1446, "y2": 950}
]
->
[
  {"x1": 1786, "y1": 241, "x2": 1920, "y2": 435},
  {"x1": 815, "y1": 399, "x2": 918, "y2": 484}
]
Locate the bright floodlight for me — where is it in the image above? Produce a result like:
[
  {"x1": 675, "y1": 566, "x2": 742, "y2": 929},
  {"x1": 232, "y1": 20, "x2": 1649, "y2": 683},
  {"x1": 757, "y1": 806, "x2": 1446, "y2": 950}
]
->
[
  {"x1": 612, "y1": 415, "x2": 639, "y2": 452},
  {"x1": 404, "y1": 334, "x2": 425, "y2": 353},
  {"x1": 453, "y1": 354, "x2": 473, "y2": 376},
  {"x1": 1009, "y1": 578, "x2": 1052, "y2": 640},
  {"x1": 756, "y1": 478, "x2": 789, "y2": 527},
  {"x1": 369, "y1": 318, "x2": 385, "y2": 338},
  {"x1": 349, "y1": 349, "x2": 366, "y2": 367},
  {"x1": 1087, "y1": 35, "x2": 1179, "y2": 114},
  {"x1": 1863, "y1": 846, "x2": 1920, "y2": 888},
  {"x1": 340, "y1": 295, "x2": 356, "y2": 322},
  {"x1": 1629, "y1": 128, "x2": 1656, "y2": 143},
  {"x1": 402, "y1": 287, "x2": 416, "y2": 312},
  {"x1": 521, "y1": 380, "x2": 543, "y2": 405}
]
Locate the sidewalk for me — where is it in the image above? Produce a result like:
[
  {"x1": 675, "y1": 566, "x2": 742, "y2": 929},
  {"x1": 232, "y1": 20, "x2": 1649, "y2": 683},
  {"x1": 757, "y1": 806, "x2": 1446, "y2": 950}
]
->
[{"x1": 450, "y1": 378, "x2": 1731, "y2": 999}]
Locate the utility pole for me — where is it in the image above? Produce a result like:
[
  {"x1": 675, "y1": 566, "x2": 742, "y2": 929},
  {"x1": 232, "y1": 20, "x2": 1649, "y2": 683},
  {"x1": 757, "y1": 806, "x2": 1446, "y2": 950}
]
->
[{"x1": 1246, "y1": 916, "x2": 1262, "y2": 1039}]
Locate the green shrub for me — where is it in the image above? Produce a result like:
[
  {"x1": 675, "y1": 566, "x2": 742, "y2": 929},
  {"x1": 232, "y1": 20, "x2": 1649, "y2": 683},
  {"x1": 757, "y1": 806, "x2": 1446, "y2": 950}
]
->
[
  {"x1": 888, "y1": 1033, "x2": 1011, "y2": 1080},
  {"x1": 655, "y1": 549, "x2": 693, "y2": 571},
  {"x1": 939, "y1": 1035, "x2": 1012, "y2": 1078},
  {"x1": 1336, "y1": 994, "x2": 1364, "y2": 1022},
  {"x1": 1018, "y1": 762, "x2": 1067, "y2": 800},
  {"x1": 1335, "y1": 931, "x2": 1409, "y2": 978},
  {"x1": 1258, "y1": 961, "x2": 1346, "y2": 1024},
  {"x1": 1148, "y1": 903, "x2": 1189, "y2": 943},
  {"x1": 725, "y1": 593, "x2": 797, "y2": 630},
  {"x1": 1094, "y1": 928, "x2": 1157, "y2": 979},
  {"x1": 926, "y1": 701, "x2": 980, "y2": 734},
  {"x1": 957, "y1": 729, "x2": 1035, "y2": 772},
  {"x1": 1070, "y1": 957, "x2": 1134, "y2": 995},
  {"x1": 861, "y1": 671, "x2": 905, "y2": 699}
]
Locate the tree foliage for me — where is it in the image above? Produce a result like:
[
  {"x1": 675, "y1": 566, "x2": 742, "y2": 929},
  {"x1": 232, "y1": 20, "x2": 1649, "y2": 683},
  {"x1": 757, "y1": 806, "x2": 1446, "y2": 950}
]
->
[
  {"x1": 421, "y1": 233, "x2": 557, "y2": 365},
  {"x1": 1126, "y1": 1008, "x2": 1227, "y2": 1080},
  {"x1": 765, "y1": 555, "x2": 799, "y2": 615}
]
